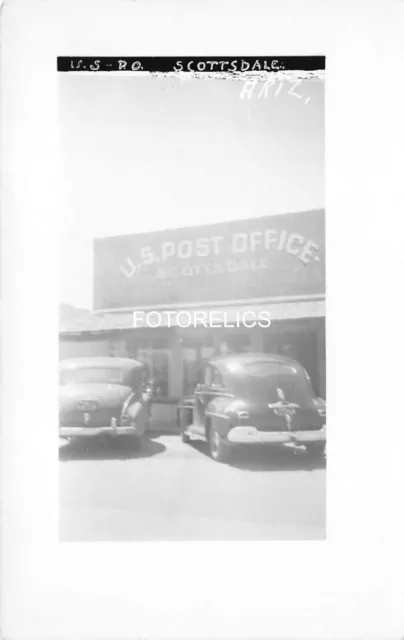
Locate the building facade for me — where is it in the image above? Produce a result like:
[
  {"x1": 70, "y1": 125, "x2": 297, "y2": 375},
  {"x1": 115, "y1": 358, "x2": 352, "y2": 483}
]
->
[{"x1": 60, "y1": 209, "x2": 326, "y2": 409}]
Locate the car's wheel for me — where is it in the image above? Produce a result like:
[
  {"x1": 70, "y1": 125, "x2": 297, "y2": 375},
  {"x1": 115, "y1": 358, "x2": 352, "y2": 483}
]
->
[
  {"x1": 179, "y1": 408, "x2": 192, "y2": 443},
  {"x1": 181, "y1": 430, "x2": 191, "y2": 444},
  {"x1": 305, "y1": 442, "x2": 326, "y2": 459},
  {"x1": 208, "y1": 423, "x2": 231, "y2": 463},
  {"x1": 131, "y1": 407, "x2": 149, "y2": 438}
]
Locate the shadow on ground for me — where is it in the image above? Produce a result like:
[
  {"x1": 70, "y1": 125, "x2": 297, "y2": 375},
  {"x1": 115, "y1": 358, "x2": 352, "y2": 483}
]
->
[
  {"x1": 59, "y1": 435, "x2": 166, "y2": 462},
  {"x1": 190, "y1": 440, "x2": 326, "y2": 472}
]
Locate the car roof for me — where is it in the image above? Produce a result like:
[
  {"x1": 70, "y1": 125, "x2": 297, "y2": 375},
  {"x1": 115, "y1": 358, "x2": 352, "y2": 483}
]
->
[
  {"x1": 59, "y1": 357, "x2": 146, "y2": 371},
  {"x1": 209, "y1": 352, "x2": 302, "y2": 370}
]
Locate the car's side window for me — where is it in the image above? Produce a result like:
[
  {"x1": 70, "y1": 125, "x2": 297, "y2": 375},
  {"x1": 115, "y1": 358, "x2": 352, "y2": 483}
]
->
[
  {"x1": 211, "y1": 367, "x2": 223, "y2": 388},
  {"x1": 202, "y1": 366, "x2": 223, "y2": 388}
]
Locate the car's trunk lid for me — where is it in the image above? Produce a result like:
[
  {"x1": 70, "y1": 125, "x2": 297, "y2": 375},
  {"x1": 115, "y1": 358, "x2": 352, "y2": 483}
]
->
[
  {"x1": 237, "y1": 374, "x2": 323, "y2": 432},
  {"x1": 59, "y1": 383, "x2": 133, "y2": 427}
]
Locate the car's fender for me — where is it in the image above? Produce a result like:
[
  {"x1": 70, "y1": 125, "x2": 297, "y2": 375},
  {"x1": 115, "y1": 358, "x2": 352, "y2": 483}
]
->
[
  {"x1": 126, "y1": 400, "x2": 144, "y2": 422},
  {"x1": 204, "y1": 396, "x2": 235, "y2": 438},
  {"x1": 176, "y1": 396, "x2": 195, "y2": 427}
]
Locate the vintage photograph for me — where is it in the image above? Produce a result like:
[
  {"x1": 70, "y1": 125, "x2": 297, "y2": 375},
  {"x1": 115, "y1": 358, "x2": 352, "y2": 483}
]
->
[
  {"x1": 58, "y1": 58, "x2": 326, "y2": 540},
  {"x1": 4, "y1": 0, "x2": 403, "y2": 634}
]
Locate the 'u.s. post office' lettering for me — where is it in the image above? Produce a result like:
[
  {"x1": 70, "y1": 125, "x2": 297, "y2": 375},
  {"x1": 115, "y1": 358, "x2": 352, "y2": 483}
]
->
[{"x1": 120, "y1": 228, "x2": 319, "y2": 278}]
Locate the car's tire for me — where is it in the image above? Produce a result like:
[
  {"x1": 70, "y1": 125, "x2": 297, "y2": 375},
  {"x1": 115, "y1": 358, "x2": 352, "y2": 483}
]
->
[
  {"x1": 136, "y1": 407, "x2": 149, "y2": 436},
  {"x1": 305, "y1": 442, "x2": 326, "y2": 459},
  {"x1": 181, "y1": 430, "x2": 191, "y2": 444},
  {"x1": 179, "y1": 408, "x2": 192, "y2": 443},
  {"x1": 208, "y1": 422, "x2": 231, "y2": 463}
]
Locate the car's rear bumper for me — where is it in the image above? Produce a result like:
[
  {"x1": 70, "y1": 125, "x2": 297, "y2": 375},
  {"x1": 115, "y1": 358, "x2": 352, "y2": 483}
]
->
[
  {"x1": 226, "y1": 426, "x2": 326, "y2": 444},
  {"x1": 59, "y1": 425, "x2": 140, "y2": 438}
]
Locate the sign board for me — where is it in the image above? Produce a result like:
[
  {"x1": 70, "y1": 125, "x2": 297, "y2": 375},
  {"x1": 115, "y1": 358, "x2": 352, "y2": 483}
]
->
[{"x1": 93, "y1": 209, "x2": 325, "y2": 310}]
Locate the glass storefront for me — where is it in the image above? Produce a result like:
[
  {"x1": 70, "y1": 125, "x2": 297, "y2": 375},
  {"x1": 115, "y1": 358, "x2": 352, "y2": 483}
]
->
[
  {"x1": 60, "y1": 315, "x2": 325, "y2": 401},
  {"x1": 180, "y1": 328, "x2": 254, "y2": 395},
  {"x1": 121, "y1": 322, "x2": 325, "y2": 399},
  {"x1": 216, "y1": 331, "x2": 251, "y2": 355},
  {"x1": 124, "y1": 335, "x2": 171, "y2": 397}
]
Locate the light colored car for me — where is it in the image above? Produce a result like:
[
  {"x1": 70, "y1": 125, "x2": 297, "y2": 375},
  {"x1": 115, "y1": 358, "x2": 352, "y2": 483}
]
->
[{"x1": 59, "y1": 357, "x2": 154, "y2": 447}]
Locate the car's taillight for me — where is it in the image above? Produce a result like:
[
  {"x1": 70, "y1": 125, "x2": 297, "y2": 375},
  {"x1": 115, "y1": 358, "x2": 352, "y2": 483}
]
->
[{"x1": 318, "y1": 407, "x2": 326, "y2": 418}]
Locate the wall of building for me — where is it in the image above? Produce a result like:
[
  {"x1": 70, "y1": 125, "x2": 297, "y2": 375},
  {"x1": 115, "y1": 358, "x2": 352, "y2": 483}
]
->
[{"x1": 59, "y1": 337, "x2": 110, "y2": 360}]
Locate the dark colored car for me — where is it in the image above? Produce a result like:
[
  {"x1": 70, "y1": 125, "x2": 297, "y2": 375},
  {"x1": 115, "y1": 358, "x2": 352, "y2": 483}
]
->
[
  {"x1": 59, "y1": 357, "x2": 154, "y2": 447},
  {"x1": 177, "y1": 353, "x2": 326, "y2": 463}
]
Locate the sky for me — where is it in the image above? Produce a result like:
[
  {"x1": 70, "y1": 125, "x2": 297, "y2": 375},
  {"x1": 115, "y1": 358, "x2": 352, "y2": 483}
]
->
[{"x1": 58, "y1": 74, "x2": 324, "y2": 309}]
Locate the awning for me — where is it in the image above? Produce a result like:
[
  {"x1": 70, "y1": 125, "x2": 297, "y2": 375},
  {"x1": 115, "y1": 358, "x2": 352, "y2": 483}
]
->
[
  {"x1": 129, "y1": 297, "x2": 325, "y2": 328},
  {"x1": 246, "y1": 298, "x2": 325, "y2": 321},
  {"x1": 60, "y1": 297, "x2": 325, "y2": 334}
]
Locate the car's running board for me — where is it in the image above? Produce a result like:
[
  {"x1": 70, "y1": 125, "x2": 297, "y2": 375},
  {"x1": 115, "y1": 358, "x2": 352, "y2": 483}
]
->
[{"x1": 184, "y1": 425, "x2": 206, "y2": 441}]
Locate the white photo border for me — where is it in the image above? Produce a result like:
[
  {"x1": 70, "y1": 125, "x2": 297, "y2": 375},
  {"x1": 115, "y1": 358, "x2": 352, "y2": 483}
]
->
[{"x1": 1, "y1": 0, "x2": 404, "y2": 638}]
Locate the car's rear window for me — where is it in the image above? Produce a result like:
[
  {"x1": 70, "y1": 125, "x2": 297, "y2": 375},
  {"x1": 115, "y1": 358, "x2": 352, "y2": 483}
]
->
[
  {"x1": 244, "y1": 361, "x2": 299, "y2": 378},
  {"x1": 227, "y1": 360, "x2": 314, "y2": 402},
  {"x1": 60, "y1": 368, "x2": 127, "y2": 385}
]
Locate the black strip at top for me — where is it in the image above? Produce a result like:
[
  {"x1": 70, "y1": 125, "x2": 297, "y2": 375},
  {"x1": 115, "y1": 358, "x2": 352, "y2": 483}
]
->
[{"x1": 57, "y1": 56, "x2": 325, "y2": 73}]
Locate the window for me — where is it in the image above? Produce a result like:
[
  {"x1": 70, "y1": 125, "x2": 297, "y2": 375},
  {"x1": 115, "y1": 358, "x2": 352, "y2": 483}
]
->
[
  {"x1": 211, "y1": 367, "x2": 223, "y2": 388},
  {"x1": 219, "y1": 332, "x2": 251, "y2": 355},
  {"x1": 130, "y1": 368, "x2": 149, "y2": 390},
  {"x1": 130, "y1": 337, "x2": 170, "y2": 397},
  {"x1": 244, "y1": 361, "x2": 298, "y2": 378},
  {"x1": 152, "y1": 352, "x2": 169, "y2": 396},
  {"x1": 201, "y1": 365, "x2": 224, "y2": 389},
  {"x1": 182, "y1": 336, "x2": 214, "y2": 396}
]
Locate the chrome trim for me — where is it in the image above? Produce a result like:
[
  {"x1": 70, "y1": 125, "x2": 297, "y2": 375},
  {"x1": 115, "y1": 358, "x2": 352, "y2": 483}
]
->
[
  {"x1": 267, "y1": 388, "x2": 300, "y2": 421},
  {"x1": 205, "y1": 411, "x2": 229, "y2": 420},
  {"x1": 195, "y1": 390, "x2": 235, "y2": 399},
  {"x1": 268, "y1": 401, "x2": 300, "y2": 415},
  {"x1": 76, "y1": 400, "x2": 98, "y2": 411},
  {"x1": 59, "y1": 425, "x2": 139, "y2": 437},
  {"x1": 291, "y1": 429, "x2": 326, "y2": 442},
  {"x1": 227, "y1": 426, "x2": 326, "y2": 444}
]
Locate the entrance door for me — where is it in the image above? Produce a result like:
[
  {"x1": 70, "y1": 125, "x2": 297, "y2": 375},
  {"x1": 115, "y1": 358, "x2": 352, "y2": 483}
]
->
[
  {"x1": 131, "y1": 337, "x2": 171, "y2": 397},
  {"x1": 181, "y1": 334, "x2": 215, "y2": 397}
]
